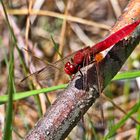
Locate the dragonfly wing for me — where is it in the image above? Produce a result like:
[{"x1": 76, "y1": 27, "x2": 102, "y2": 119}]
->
[
  {"x1": 20, "y1": 47, "x2": 83, "y2": 86},
  {"x1": 29, "y1": 50, "x2": 78, "y2": 81},
  {"x1": 21, "y1": 61, "x2": 62, "y2": 81}
]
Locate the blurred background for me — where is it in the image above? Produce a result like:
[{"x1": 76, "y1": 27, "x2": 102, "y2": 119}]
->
[{"x1": 0, "y1": 0, "x2": 140, "y2": 139}]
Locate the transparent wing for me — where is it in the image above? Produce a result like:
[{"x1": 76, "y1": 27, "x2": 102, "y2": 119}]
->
[{"x1": 20, "y1": 49, "x2": 79, "y2": 84}]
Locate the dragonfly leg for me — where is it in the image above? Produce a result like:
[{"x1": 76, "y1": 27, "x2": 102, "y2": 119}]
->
[
  {"x1": 94, "y1": 60, "x2": 105, "y2": 126},
  {"x1": 79, "y1": 69, "x2": 84, "y2": 77},
  {"x1": 70, "y1": 70, "x2": 83, "y2": 80},
  {"x1": 71, "y1": 75, "x2": 76, "y2": 81}
]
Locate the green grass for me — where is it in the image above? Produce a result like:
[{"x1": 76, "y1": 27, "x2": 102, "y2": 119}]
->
[
  {"x1": 0, "y1": 70, "x2": 140, "y2": 105},
  {"x1": 0, "y1": 84, "x2": 67, "y2": 104},
  {"x1": 104, "y1": 101, "x2": 140, "y2": 139},
  {"x1": 113, "y1": 70, "x2": 140, "y2": 81},
  {"x1": 0, "y1": 69, "x2": 140, "y2": 104},
  {"x1": 136, "y1": 106, "x2": 140, "y2": 140},
  {"x1": 1, "y1": 1, "x2": 15, "y2": 139},
  {"x1": 3, "y1": 40, "x2": 15, "y2": 140}
]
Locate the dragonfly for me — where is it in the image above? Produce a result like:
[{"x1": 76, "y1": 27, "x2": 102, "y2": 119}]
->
[
  {"x1": 21, "y1": 19, "x2": 140, "y2": 85},
  {"x1": 64, "y1": 19, "x2": 140, "y2": 75}
]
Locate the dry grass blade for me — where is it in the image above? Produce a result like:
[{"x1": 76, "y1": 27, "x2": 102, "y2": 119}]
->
[{"x1": 7, "y1": 9, "x2": 110, "y2": 30}]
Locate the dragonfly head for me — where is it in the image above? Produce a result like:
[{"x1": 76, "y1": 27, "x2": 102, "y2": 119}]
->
[{"x1": 64, "y1": 61, "x2": 78, "y2": 75}]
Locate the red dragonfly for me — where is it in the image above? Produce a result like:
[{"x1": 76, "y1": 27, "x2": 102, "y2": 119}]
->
[
  {"x1": 64, "y1": 19, "x2": 140, "y2": 75},
  {"x1": 21, "y1": 20, "x2": 140, "y2": 84}
]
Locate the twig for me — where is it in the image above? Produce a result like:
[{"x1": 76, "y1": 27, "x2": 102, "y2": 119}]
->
[{"x1": 7, "y1": 9, "x2": 110, "y2": 30}]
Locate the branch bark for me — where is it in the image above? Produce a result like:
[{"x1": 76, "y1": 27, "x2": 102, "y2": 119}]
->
[{"x1": 24, "y1": 0, "x2": 140, "y2": 140}]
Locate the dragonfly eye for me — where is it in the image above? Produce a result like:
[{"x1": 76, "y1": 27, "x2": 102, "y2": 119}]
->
[{"x1": 64, "y1": 62, "x2": 77, "y2": 75}]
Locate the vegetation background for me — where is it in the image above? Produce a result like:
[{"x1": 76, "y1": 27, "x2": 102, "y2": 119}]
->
[{"x1": 0, "y1": 0, "x2": 140, "y2": 139}]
